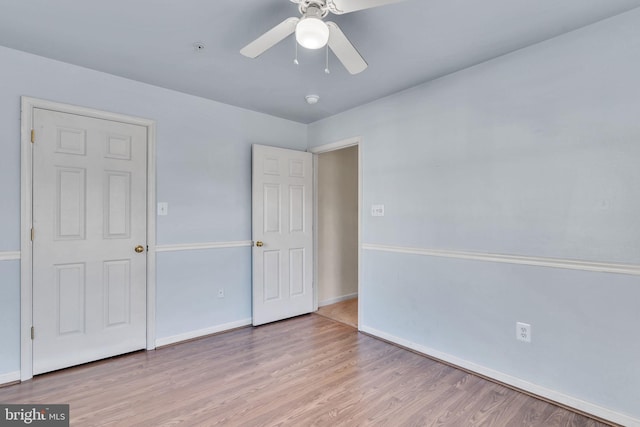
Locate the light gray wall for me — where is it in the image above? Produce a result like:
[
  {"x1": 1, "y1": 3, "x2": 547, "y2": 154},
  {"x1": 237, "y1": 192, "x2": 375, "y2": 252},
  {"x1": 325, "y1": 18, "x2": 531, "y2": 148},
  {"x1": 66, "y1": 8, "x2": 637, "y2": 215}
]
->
[
  {"x1": 0, "y1": 45, "x2": 307, "y2": 376},
  {"x1": 309, "y1": 8, "x2": 640, "y2": 421},
  {"x1": 317, "y1": 146, "x2": 358, "y2": 304},
  {"x1": 0, "y1": 261, "x2": 20, "y2": 374}
]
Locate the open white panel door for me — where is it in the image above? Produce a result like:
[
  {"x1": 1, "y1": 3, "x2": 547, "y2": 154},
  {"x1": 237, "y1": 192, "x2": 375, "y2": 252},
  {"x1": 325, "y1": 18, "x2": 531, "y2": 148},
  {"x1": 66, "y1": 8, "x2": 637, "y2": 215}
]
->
[{"x1": 252, "y1": 145, "x2": 313, "y2": 326}]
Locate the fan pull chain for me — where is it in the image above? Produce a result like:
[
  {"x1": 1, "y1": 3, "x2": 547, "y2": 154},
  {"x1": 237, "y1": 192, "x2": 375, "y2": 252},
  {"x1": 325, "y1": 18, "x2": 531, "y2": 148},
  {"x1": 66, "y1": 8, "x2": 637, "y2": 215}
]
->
[
  {"x1": 324, "y1": 44, "x2": 330, "y2": 74},
  {"x1": 293, "y1": 39, "x2": 299, "y2": 65}
]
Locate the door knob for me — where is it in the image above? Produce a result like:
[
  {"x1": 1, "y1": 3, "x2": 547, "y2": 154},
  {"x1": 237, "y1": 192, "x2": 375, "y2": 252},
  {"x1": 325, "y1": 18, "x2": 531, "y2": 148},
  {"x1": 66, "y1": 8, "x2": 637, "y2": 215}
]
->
[
  {"x1": 256, "y1": 241, "x2": 264, "y2": 247},
  {"x1": 134, "y1": 245, "x2": 145, "y2": 253}
]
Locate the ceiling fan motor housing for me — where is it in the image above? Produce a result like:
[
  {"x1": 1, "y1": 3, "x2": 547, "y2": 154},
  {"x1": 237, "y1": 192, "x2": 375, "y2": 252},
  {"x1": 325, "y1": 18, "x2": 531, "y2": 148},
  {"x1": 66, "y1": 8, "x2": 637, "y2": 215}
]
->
[
  {"x1": 298, "y1": 0, "x2": 329, "y2": 17},
  {"x1": 293, "y1": 0, "x2": 347, "y2": 15}
]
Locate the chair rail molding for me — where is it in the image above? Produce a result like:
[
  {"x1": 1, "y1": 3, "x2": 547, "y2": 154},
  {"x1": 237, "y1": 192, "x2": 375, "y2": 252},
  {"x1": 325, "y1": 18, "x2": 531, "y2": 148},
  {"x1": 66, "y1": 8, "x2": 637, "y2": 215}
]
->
[
  {"x1": 0, "y1": 251, "x2": 20, "y2": 261},
  {"x1": 155, "y1": 241, "x2": 252, "y2": 252},
  {"x1": 362, "y1": 243, "x2": 640, "y2": 276}
]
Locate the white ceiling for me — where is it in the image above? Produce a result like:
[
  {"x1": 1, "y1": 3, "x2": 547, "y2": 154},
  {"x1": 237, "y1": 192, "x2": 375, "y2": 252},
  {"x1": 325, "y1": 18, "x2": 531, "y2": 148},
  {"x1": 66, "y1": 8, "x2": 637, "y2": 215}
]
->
[{"x1": 1, "y1": 0, "x2": 639, "y2": 123}]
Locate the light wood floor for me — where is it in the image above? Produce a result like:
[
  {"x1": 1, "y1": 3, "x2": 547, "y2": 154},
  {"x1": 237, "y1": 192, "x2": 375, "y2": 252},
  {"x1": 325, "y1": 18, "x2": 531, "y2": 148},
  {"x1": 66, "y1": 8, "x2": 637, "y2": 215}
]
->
[
  {"x1": 0, "y1": 315, "x2": 610, "y2": 426},
  {"x1": 315, "y1": 297, "x2": 358, "y2": 328}
]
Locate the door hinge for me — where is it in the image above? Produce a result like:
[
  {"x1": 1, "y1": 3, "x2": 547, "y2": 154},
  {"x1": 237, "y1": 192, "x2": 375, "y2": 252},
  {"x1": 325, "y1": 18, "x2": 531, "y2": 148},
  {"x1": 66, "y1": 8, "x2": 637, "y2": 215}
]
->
[
  {"x1": 31, "y1": 228, "x2": 34, "y2": 241},
  {"x1": 31, "y1": 129, "x2": 35, "y2": 143},
  {"x1": 31, "y1": 326, "x2": 34, "y2": 340}
]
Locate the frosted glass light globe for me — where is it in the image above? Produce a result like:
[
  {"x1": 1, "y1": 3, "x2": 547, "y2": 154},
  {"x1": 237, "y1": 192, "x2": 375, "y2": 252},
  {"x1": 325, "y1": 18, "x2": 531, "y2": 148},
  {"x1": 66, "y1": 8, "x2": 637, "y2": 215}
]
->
[{"x1": 295, "y1": 17, "x2": 329, "y2": 49}]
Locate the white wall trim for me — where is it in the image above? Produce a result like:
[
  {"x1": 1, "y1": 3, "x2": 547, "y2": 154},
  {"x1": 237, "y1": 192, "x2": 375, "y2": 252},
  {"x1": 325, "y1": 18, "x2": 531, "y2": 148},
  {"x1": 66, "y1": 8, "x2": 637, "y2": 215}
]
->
[
  {"x1": 361, "y1": 325, "x2": 639, "y2": 427},
  {"x1": 146, "y1": 119, "x2": 157, "y2": 352},
  {"x1": 319, "y1": 292, "x2": 358, "y2": 307},
  {"x1": 0, "y1": 251, "x2": 20, "y2": 261},
  {"x1": 156, "y1": 241, "x2": 252, "y2": 252},
  {"x1": 20, "y1": 96, "x2": 157, "y2": 380},
  {"x1": 0, "y1": 371, "x2": 20, "y2": 386},
  {"x1": 155, "y1": 318, "x2": 252, "y2": 348},
  {"x1": 308, "y1": 136, "x2": 360, "y2": 154},
  {"x1": 363, "y1": 243, "x2": 640, "y2": 276}
]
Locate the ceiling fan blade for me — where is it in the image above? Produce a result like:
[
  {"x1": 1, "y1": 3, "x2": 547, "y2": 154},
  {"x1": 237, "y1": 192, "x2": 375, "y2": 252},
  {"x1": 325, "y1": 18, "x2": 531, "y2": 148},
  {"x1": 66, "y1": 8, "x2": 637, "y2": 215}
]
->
[
  {"x1": 328, "y1": 0, "x2": 406, "y2": 14},
  {"x1": 327, "y1": 22, "x2": 367, "y2": 75},
  {"x1": 240, "y1": 17, "x2": 299, "y2": 58}
]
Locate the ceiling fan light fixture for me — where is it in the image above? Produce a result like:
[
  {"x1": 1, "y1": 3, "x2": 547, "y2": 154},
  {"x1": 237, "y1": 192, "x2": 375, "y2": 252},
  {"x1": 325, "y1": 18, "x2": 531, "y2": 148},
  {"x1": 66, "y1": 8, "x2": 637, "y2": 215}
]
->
[{"x1": 295, "y1": 17, "x2": 329, "y2": 49}]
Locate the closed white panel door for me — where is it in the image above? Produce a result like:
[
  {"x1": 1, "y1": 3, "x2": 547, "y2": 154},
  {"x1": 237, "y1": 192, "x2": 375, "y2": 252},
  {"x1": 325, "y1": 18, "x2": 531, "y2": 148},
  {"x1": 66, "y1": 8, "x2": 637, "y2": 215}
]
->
[
  {"x1": 32, "y1": 108, "x2": 147, "y2": 374},
  {"x1": 252, "y1": 145, "x2": 313, "y2": 326}
]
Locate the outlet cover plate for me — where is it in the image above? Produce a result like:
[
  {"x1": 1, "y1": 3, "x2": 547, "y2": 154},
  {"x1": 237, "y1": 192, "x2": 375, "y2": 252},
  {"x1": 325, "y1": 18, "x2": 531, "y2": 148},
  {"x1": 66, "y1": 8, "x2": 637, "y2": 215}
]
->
[{"x1": 516, "y1": 322, "x2": 531, "y2": 343}]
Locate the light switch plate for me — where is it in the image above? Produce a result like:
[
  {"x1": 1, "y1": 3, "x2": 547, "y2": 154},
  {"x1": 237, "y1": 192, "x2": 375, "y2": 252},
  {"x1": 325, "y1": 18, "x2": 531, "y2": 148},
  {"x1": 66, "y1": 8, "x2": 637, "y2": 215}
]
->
[
  {"x1": 157, "y1": 202, "x2": 168, "y2": 216},
  {"x1": 371, "y1": 204, "x2": 385, "y2": 217}
]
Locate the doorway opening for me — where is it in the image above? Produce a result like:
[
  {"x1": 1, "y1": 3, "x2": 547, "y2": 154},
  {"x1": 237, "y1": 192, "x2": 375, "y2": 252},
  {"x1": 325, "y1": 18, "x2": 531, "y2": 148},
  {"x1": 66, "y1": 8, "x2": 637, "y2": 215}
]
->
[{"x1": 312, "y1": 139, "x2": 360, "y2": 329}]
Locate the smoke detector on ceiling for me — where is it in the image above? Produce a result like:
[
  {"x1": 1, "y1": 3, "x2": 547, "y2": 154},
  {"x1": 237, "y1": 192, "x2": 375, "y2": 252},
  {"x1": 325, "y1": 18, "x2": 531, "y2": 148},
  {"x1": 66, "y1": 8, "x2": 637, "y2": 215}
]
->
[{"x1": 305, "y1": 94, "x2": 320, "y2": 104}]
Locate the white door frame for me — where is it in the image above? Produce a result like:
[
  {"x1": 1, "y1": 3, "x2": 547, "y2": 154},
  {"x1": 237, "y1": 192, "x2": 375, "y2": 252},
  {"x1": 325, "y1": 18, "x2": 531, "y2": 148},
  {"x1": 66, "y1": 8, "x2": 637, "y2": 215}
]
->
[
  {"x1": 20, "y1": 97, "x2": 157, "y2": 381},
  {"x1": 309, "y1": 136, "x2": 362, "y2": 329}
]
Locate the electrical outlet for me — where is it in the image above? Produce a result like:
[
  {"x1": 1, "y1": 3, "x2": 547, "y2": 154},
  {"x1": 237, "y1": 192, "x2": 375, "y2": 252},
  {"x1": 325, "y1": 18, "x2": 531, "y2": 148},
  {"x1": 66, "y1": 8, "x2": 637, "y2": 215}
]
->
[
  {"x1": 217, "y1": 288, "x2": 224, "y2": 298},
  {"x1": 516, "y1": 322, "x2": 531, "y2": 343}
]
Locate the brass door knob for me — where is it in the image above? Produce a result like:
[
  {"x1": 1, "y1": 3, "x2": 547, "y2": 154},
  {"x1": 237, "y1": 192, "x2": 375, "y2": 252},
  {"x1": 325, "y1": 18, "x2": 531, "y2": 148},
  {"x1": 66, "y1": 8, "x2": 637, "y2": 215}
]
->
[
  {"x1": 256, "y1": 241, "x2": 264, "y2": 247},
  {"x1": 134, "y1": 245, "x2": 145, "y2": 253}
]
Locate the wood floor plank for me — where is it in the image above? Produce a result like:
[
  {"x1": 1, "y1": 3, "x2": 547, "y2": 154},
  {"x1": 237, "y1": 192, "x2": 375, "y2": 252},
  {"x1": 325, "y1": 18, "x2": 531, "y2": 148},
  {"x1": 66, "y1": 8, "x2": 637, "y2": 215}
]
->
[{"x1": 0, "y1": 314, "x2": 612, "y2": 426}]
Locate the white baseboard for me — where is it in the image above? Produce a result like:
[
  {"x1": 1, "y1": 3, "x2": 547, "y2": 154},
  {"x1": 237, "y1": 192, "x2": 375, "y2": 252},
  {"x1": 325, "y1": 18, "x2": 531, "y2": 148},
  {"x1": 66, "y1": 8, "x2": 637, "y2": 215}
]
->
[
  {"x1": 0, "y1": 371, "x2": 20, "y2": 386},
  {"x1": 155, "y1": 318, "x2": 252, "y2": 348},
  {"x1": 360, "y1": 325, "x2": 639, "y2": 427},
  {"x1": 319, "y1": 292, "x2": 358, "y2": 307}
]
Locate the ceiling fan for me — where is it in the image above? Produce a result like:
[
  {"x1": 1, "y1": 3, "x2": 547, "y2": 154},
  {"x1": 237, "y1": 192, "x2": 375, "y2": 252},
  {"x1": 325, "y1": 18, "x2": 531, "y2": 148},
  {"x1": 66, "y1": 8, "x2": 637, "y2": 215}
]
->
[{"x1": 240, "y1": 0, "x2": 405, "y2": 75}]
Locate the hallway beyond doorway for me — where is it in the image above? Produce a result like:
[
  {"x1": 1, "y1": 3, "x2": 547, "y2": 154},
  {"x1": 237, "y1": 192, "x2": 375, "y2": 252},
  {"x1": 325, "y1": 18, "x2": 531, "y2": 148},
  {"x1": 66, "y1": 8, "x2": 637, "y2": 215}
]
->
[{"x1": 315, "y1": 298, "x2": 357, "y2": 328}]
